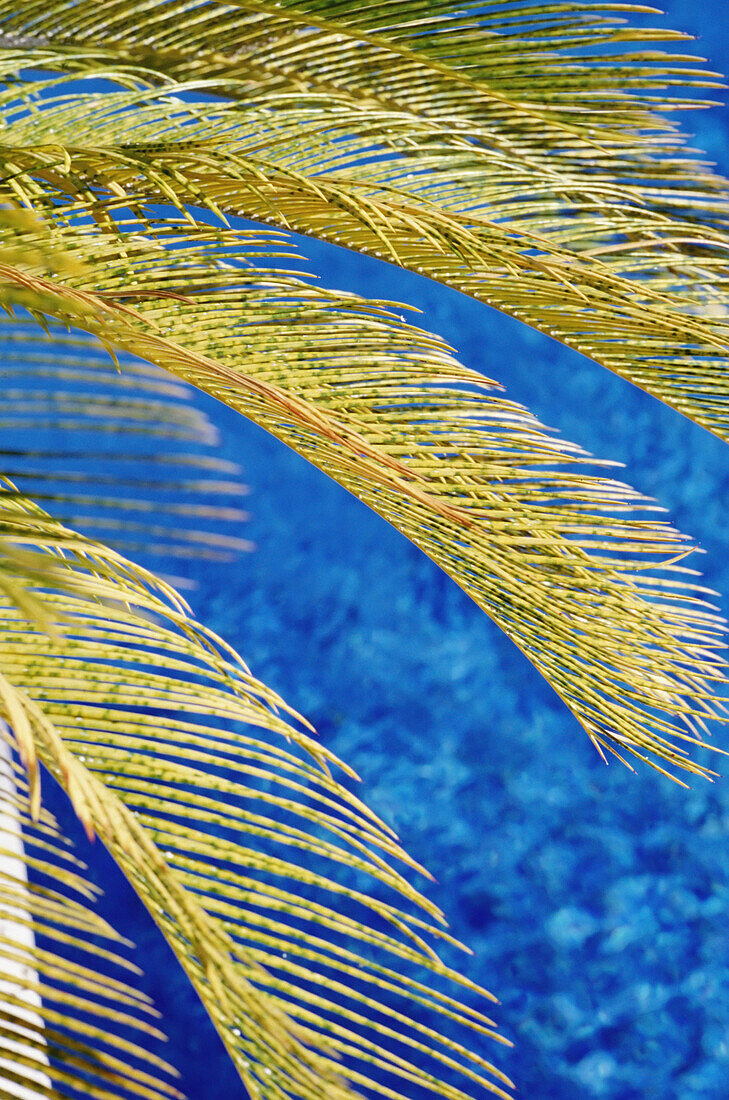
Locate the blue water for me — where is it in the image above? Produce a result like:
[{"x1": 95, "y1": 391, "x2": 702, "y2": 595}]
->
[{"x1": 30, "y1": 2, "x2": 729, "y2": 1098}]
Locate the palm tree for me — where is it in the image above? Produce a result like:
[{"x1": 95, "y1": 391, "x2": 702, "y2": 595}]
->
[{"x1": 0, "y1": 0, "x2": 727, "y2": 1097}]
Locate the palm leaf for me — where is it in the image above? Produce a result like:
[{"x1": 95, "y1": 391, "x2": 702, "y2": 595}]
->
[
  {"x1": 0, "y1": 484, "x2": 516, "y2": 1099},
  {"x1": 0, "y1": 732, "x2": 180, "y2": 1100},
  {"x1": 0, "y1": 205, "x2": 250, "y2": 566},
  {"x1": 3, "y1": 5, "x2": 729, "y2": 434},
  {"x1": 0, "y1": 200, "x2": 726, "y2": 780}
]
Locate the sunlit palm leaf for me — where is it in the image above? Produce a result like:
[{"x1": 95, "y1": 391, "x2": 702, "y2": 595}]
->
[
  {"x1": 4, "y1": 0, "x2": 725, "y2": 126},
  {"x1": 3, "y1": 4, "x2": 729, "y2": 433},
  {"x1": 1, "y1": 207, "x2": 726, "y2": 780},
  {"x1": 0, "y1": 200, "x2": 250, "y2": 572},
  {"x1": 0, "y1": 734, "x2": 180, "y2": 1100},
  {"x1": 0, "y1": 486, "x2": 515, "y2": 1100}
]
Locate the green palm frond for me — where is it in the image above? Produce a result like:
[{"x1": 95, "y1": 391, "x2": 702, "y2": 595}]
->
[
  {"x1": 0, "y1": 193, "x2": 726, "y2": 781},
  {"x1": 0, "y1": 487, "x2": 515, "y2": 1100},
  {"x1": 4, "y1": 0, "x2": 725, "y2": 120},
  {"x1": 3, "y1": 4, "x2": 729, "y2": 433},
  {"x1": 0, "y1": 733, "x2": 179, "y2": 1100}
]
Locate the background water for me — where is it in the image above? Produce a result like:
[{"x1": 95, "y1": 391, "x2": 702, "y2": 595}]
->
[{"x1": 31, "y1": 2, "x2": 729, "y2": 1098}]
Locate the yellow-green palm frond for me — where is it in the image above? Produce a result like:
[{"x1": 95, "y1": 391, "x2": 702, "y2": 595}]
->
[
  {"x1": 0, "y1": 482, "x2": 515, "y2": 1100},
  {"x1": 3, "y1": 5, "x2": 729, "y2": 435},
  {"x1": 0, "y1": 735, "x2": 180, "y2": 1100},
  {"x1": 1, "y1": 203, "x2": 726, "y2": 782},
  {"x1": 3, "y1": 0, "x2": 725, "y2": 126}
]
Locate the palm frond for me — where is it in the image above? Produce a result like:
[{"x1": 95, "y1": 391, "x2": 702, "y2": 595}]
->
[
  {"x1": 0, "y1": 481, "x2": 515, "y2": 1099},
  {"x1": 4, "y1": 0, "x2": 725, "y2": 124},
  {"x1": 0, "y1": 9, "x2": 727, "y2": 1096},
  {"x1": 3, "y1": 6, "x2": 729, "y2": 435},
  {"x1": 1, "y1": 202, "x2": 726, "y2": 781},
  {"x1": 0, "y1": 732, "x2": 180, "y2": 1100}
]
